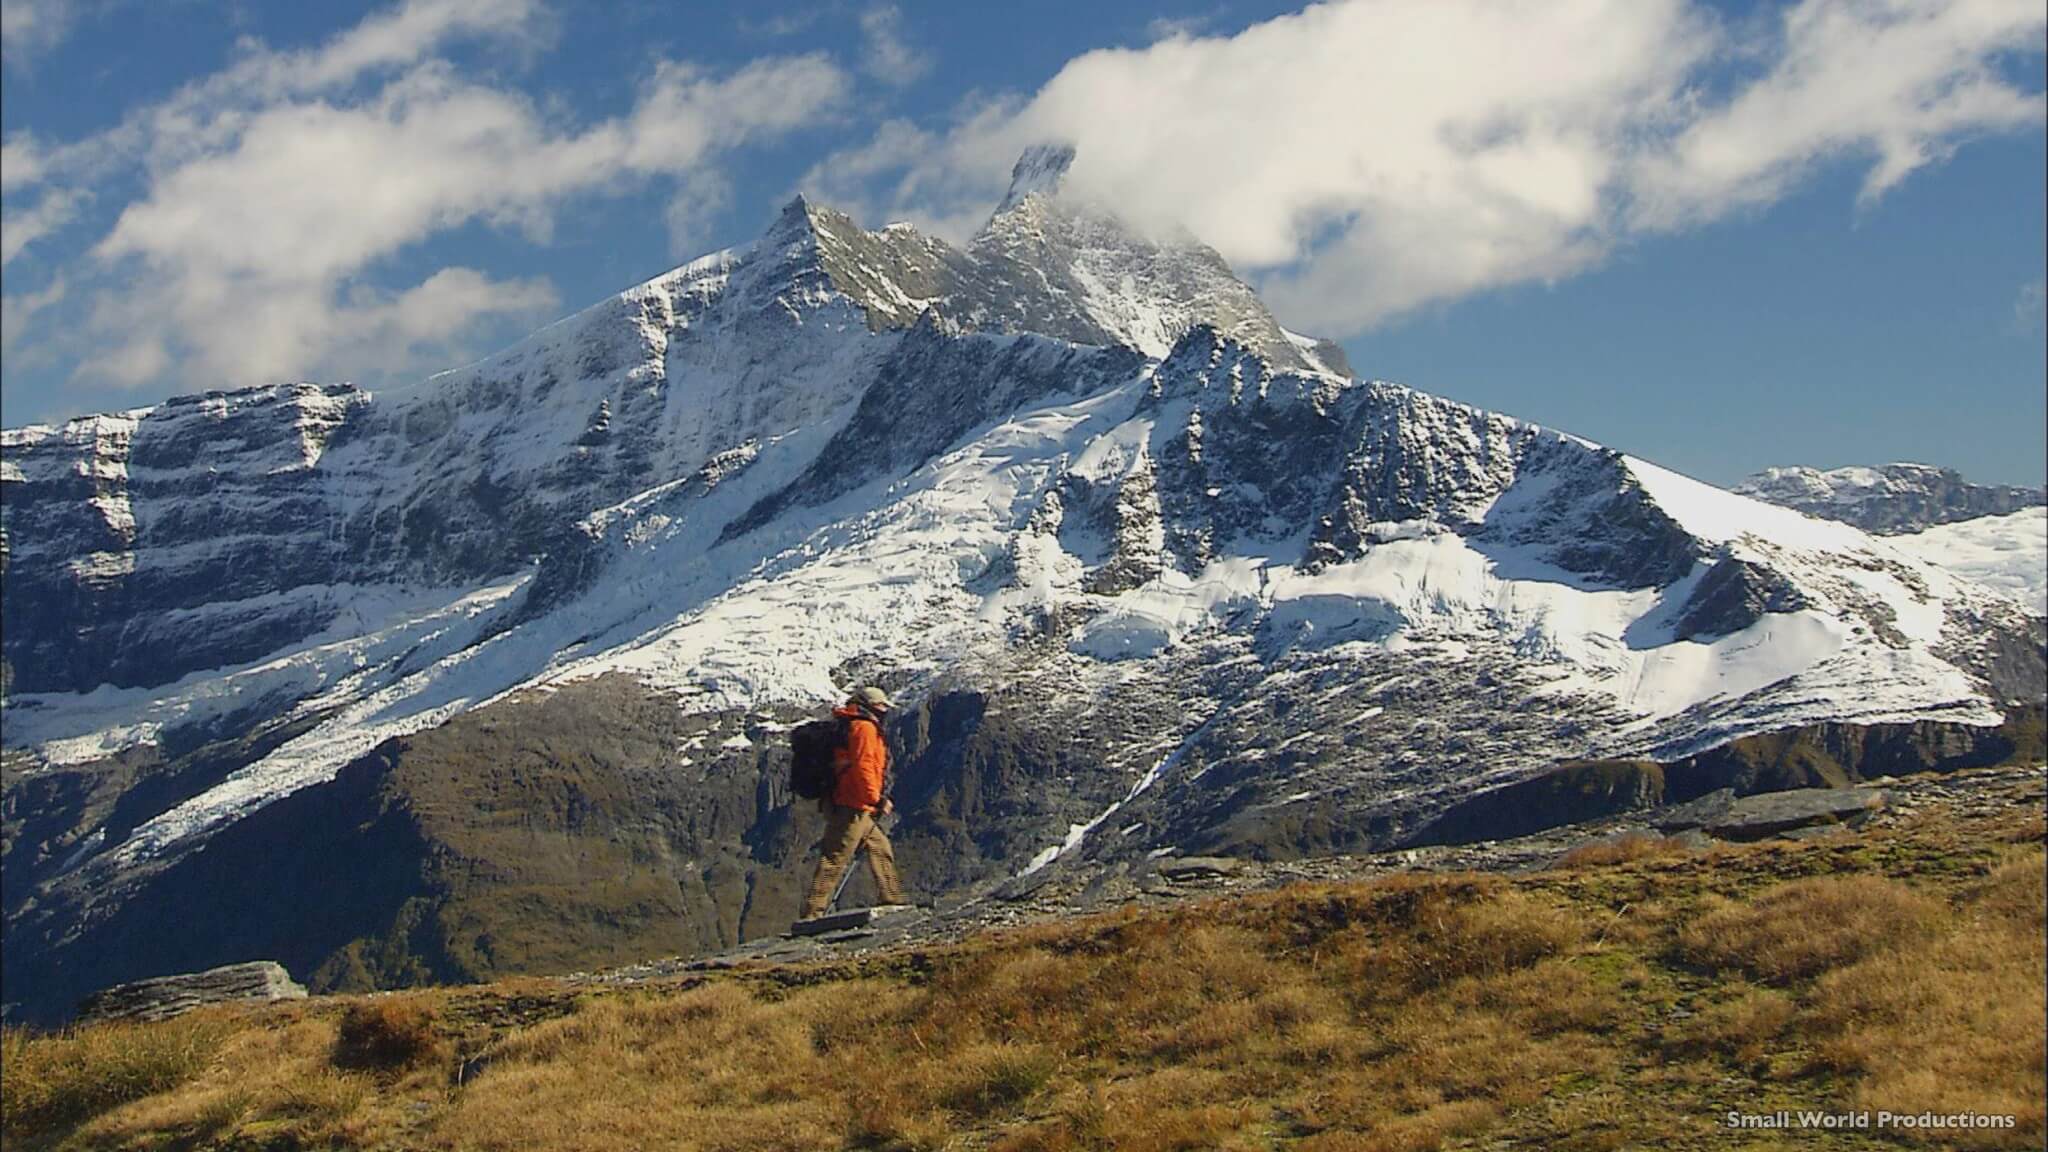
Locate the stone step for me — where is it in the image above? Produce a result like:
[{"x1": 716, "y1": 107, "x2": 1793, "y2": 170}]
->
[{"x1": 788, "y1": 904, "x2": 924, "y2": 937}]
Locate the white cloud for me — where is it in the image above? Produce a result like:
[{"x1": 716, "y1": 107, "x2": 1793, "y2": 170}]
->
[
  {"x1": 740, "y1": 8, "x2": 828, "y2": 39},
  {"x1": 0, "y1": 187, "x2": 81, "y2": 264},
  {"x1": 664, "y1": 171, "x2": 733, "y2": 258},
  {"x1": 820, "y1": 0, "x2": 2045, "y2": 337},
  {"x1": 8, "y1": 0, "x2": 848, "y2": 393},
  {"x1": 625, "y1": 56, "x2": 850, "y2": 170},
  {"x1": 798, "y1": 105, "x2": 1025, "y2": 239},
  {"x1": 0, "y1": 274, "x2": 64, "y2": 353},
  {"x1": 250, "y1": 0, "x2": 548, "y2": 95},
  {"x1": 858, "y1": 4, "x2": 928, "y2": 86},
  {"x1": 1, "y1": 133, "x2": 46, "y2": 189},
  {"x1": 799, "y1": 117, "x2": 936, "y2": 220},
  {"x1": 1, "y1": 0, "x2": 73, "y2": 68},
  {"x1": 10, "y1": 0, "x2": 551, "y2": 194},
  {"x1": 71, "y1": 264, "x2": 560, "y2": 389},
  {"x1": 1632, "y1": 0, "x2": 2048, "y2": 227}
]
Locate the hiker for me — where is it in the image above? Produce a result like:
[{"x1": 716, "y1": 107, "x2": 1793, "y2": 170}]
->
[{"x1": 800, "y1": 686, "x2": 907, "y2": 918}]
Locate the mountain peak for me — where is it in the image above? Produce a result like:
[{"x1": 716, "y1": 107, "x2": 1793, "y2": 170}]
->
[
  {"x1": 765, "y1": 193, "x2": 822, "y2": 238},
  {"x1": 995, "y1": 143, "x2": 1076, "y2": 214}
]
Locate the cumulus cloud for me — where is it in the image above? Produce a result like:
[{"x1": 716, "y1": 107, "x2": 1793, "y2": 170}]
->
[
  {"x1": 801, "y1": 116, "x2": 955, "y2": 228},
  {"x1": 10, "y1": 0, "x2": 550, "y2": 195},
  {"x1": 817, "y1": 0, "x2": 2045, "y2": 336},
  {"x1": 80, "y1": 53, "x2": 845, "y2": 388},
  {"x1": 9, "y1": 0, "x2": 847, "y2": 392}
]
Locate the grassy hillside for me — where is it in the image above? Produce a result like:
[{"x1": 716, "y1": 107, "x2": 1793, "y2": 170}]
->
[{"x1": 4, "y1": 774, "x2": 2042, "y2": 1152}]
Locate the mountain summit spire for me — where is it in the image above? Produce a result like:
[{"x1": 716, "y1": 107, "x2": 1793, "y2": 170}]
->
[{"x1": 995, "y1": 143, "x2": 1076, "y2": 213}]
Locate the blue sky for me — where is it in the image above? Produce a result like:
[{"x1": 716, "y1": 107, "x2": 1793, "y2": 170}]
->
[{"x1": 2, "y1": 0, "x2": 2042, "y2": 486}]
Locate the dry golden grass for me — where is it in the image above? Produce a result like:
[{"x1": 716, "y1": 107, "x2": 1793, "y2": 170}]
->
[
  {"x1": 1675, "y1": 872, "x2": 1947, "y2": 983},
  {"x1": 3, "y1": 794, "x2": 2041, "y2": 1151},
  {"x1": 334, "y1": 997, "x2": 448, "y2": 1071},
  {"x1": 1663, "y1": 984, "x2": 1796, "y2": 1065},
  {"x1": 1800, "y1": 849, "x2": 2048, "y2": 1149},
  {"x1": 0, "y1": 1010, "x2": 234, "y2": 1137},
  {"x1": 5, "y1": 1005, "x2": 396, "y2": 1151},
  {"x1": 1555, "y1": 832, "x2": 1694, "y2": 869}
]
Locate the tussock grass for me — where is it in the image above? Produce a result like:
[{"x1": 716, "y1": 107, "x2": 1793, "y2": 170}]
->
[
  {"x1": 3, "y1": 794, "x2": 2040, "y2": 1150},
  {"x1": 1555, "y1": 831, "x2": 1695, "y2": 869},
  {"x1": 1799, "y1": 849, "x2": 2048, "y2": 1149},
  {"x1": 334, "y1": 997, "x2": 446, "y2": 1070},
  {"x1": 1676, "y1": 872, "x2": 1947, "y2": 983},
  {"x1": 0, "y1": 1010, "x2": 232, "y2": 1137}
]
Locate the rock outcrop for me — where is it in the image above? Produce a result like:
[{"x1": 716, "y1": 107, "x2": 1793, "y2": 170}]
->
[
  {"x1": 1653, "y1": 786, "x2": 1886, "y2": 840},
  {"x1": 1401, "y1": 706, "x2": 2039, "y2": 848},
  {"x1": 75, "y1": 961, "x2": 306, "y2": 1024}
]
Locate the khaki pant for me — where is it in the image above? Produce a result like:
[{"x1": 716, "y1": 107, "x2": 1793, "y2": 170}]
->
[{"x1": 802, "y1": 803, "x2": 905, "y2": 918}]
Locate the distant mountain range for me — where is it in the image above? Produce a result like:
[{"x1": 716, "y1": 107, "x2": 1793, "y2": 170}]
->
[
  {"x1": 3, "y1": 148, "x2": 2041, "y2": 1024},
  {"x1": 1737, "y1": 462, "x2": 2043, "y2": 534}
]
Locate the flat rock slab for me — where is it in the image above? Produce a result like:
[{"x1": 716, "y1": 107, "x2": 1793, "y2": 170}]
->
[
  {"x1": 788, "y1": 904, "x2": 923, "y2": 937},
  {"x1": 1155, "y1": 856, "x2": 1246, "y2": 881},
  {"x1": 77, "y1": 961, "x2": 306, "y2": 1024},
  {"x1": 1652, "y1": 789, "x2": 1738, "y2": 832},
  {"x1": 1703, "y1": 787, "x2": 1887, "y2": 841}
]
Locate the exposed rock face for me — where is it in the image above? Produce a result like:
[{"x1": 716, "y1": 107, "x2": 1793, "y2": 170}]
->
[
  {"x1": 1737, "y1": 463, "x2": 2045, "y2": 534},
  {"x1": 755, "y1": 155, "x2": 1312, "y2": 371},
  {"x1": 722, "y1": 315, "x2": 1145, "y2": 539},
  {"x1": 75, "y1": 961, "x2": 306, "y2": 1024},
  {"x1": 1153, "y1": 855, "x2": 1246, "y2": 881},
  {"x1": 0, "y1": 387, "x2": 370, "y2": 693},
  {"x1": 1301, "y1": 377, "x2": 1695, "y2": 587},
  {"x1": 1400, "y1": 706, "x2": 2040, "y2": 848},
  {"x1": 1674, "y1": 555, "x2": 1812, "y2": 641},
  {"x1": 1404, "y1": 760, "x2": 1667, "y2": 847}
]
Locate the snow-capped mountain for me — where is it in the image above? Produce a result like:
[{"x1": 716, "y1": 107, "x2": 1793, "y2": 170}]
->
[
  {"x1": 4, "y1": 151, "x2": 2042, "y2": 1023},
  {"x1": 1736, "y1": 462, "x2": 2044, "y2": 534}
]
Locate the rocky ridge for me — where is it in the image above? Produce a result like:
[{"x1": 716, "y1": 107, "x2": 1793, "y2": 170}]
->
[{"x1": 1737, "y1": 462, "x2": 2044, "y2": 534}]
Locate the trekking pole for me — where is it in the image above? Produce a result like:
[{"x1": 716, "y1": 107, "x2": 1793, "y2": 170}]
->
[
  {"x1": 826, "y1": 856, "x2": 856, "y2": 911},
  {"x1": 823, "y1": 806, "x2": 896, "y2": 913}
]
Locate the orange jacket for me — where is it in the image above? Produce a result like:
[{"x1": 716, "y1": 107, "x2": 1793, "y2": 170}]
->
[{"x1": 831, "y1": 705, "x2": 889, "y2": 812}]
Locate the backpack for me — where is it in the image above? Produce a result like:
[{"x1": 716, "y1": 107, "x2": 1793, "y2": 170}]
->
[{"x1": 789, "y1": 716, "x2": 849, "y2": 800}]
